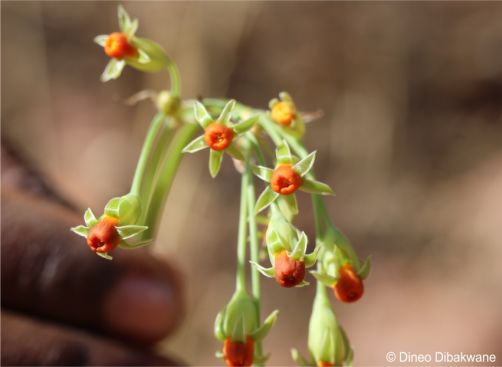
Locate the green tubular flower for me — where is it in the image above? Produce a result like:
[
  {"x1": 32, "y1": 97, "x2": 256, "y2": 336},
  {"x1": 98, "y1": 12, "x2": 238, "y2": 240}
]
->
[
  {"x1": 182, "y1": 100, "x2": 258, "y2": 178},
  {"x1": 253, "y1": 140, "x2": 334, "y2": 216},
  {"x1": 94, "y1": 5, "x2": 171, "y2": 82},
  {"x1": 291, "y1": 288, "x2": 353, "y2": 367},
  {"x1": 70, "y1": 193, "x2": 149, "y2": 260},
  {"x1": 214, "y1": 289, "x2": 278, "y2": 366},
  {"x1": 250, "y1": 206, "x2": 319, "y2": 288}
]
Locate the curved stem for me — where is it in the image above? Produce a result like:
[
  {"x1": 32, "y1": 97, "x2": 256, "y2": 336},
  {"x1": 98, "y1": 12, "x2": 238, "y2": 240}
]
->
[
  {"x1": 142, "y1": 122, "x2": 198, "y2": 239},
  {"x1": 130, "y1": 112, "x2": 166, "y2": 197},
  {"x1": 166, "y1": 59, "x2": 181, "y2": 96}
]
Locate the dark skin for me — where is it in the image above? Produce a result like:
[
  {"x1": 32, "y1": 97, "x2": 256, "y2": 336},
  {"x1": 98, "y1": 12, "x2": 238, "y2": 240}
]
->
[{"x1": 1, "y1": 144, "x2": 184, "y2": 366}]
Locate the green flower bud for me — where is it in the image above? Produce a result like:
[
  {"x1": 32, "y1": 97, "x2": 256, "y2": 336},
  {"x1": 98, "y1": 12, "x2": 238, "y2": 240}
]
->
[
  {"x1": 127, "y1": 37, "x2": 170, "y2": 73},
  {"x1": 215, "y1": 290, "x2": 258, "y2": 343},
  {"x1": 155, "y1": 91, "x2": 181, "y2": 116},
  {"x1": 308, "y1": 291, "x2": 351, "y2": 366}
]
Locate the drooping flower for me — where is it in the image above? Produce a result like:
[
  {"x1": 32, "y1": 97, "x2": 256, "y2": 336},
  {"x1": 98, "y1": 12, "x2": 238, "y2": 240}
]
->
[
  {"x1": 251, "y1": 206, "x2": 318, "y2": 288},
  {"x1": 71, "y1": 193, "x2": 149, "y2": 260},
  {"x1": 214, "y1": 290, "x2": 278, "y2": 366},
  {"x1": 253, "y1": 140, "x2": 334, "y2": 216},
  {"x1": 291, "y1": 286, "x2": 353, "y2": 367},
  {"x1": 94, "y1": 6, "x2": 171, "y2": 82},
  {"x1": 183, "y1": 100, "x2": 258, "y2": 177}
]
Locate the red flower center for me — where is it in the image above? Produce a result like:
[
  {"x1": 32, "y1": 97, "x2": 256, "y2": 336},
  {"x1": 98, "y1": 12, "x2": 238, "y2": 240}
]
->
[
  {"x1": 204, "y1": 123, "x2": 234, "y2": 151},
  {"x1": 333, "y1": 264, "x2": 364, "y2": 303},
  {"x1": 86, "y1": 216, "x2": 120, "y2": 253},
  {"x1": 223, "y1": 336, "x2": 254, "y2": 367},
  {"x1": 270, "y1": 164, "x2": 302, "y2": 195},
  {"x1": 274, "y1": 251, "x2": 305, "y2": 288},
  {"x1": 104, "y1": 32, "x2": 138, "y2": 60}
]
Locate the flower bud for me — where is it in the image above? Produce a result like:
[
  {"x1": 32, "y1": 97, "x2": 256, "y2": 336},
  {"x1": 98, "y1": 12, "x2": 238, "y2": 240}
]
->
[
  {"x1": 223, "y1": 336, "x2": 254, "y2": 367},
  {"x1": 271, "y1": 101, "x2": 296, "y2": 126},
  {"x1": 308, "y1": 290, "x2": 351, "y2": 366},
  {"x1": 155, "y1": 91, "x2": 181, "y2": 116},
  {"x1": 204, "y1": 123, "x2": 234, "y2": 151},
  {"x1": 104, "y1": 32, "x2": 137, "y2": 59},
  {"x1": 274, "y1": 251, "x2": 305, "y2": 288},
  {"x1": 333, "y1": 264, "x2": 364, "y2": 303},
  {"x1": 86, "y1": 216, "x2": 120, "y2": 253},
  {"x1": 271, "y1": 164, "x2": 302, "y2": 195}
]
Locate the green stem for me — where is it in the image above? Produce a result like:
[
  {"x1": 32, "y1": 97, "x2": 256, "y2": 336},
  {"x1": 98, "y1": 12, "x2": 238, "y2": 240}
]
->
[
  {"x1": 130, "y1": 112, "x2": 167, "y2": 197},
  {"x1": 236, "y1": 161, "x2": 250, "y2": 292},
  {"x1": 166, "y1": 60, "x2": 181, "y2": 96},
  {"x1": 142, "y1": 122, "x2": 198, "y2": 239},
  {"x1": 245, "y1": 156, "x2": 263, "y2": 363}
]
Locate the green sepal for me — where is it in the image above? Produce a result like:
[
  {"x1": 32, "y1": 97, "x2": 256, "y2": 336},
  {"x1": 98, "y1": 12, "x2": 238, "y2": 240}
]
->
[
  {"x1": 118, "y1": 238, "x2": 152, "y2": 249},
  {"x1": 104, "y1": 197, "x2": 120, "y2": 217},
  {"x1": 101, "y1": 59, "x2": 125, "y2": 82},
  {"x1": 290, "y1": 231, "x2": 308, "y2": 261},
  {"x1": 252, "y1": 164, "x2": 273, "y2": 182},
  {"x1": 233, "y1": 115, "x2": 258, "y2": 134},
  {"x1": 275, "y1": 140, "x2": 293, "y2": 164},
  {"x1": 222, "y1": 291, "x2": 257, "y2": 343},
  {"x1": 127, "y1": 37, "x2": 169, "y2": 73},
  {"x1": 300, "y1": 178, "x2": 334, "y2": 195},
  {"x1": 194, "y1": 101, "x2": 213, "y2": 128},
  {"x1": 250, "y1": 261, "x2": 275, "y2": 278},
  {"x1": 137, "y1": 48, "x2": 150, "y2": 64},
  {"x1": 266, "y1": 231, "x2": 287, "y2": 255},
  {"x1": 217, "y1": 99, "x2": 235, "y2": 124},
  {"x1": 118, "y1": 193, "x2": 141, "y2": 224},
  {"x1": 183, "y1": 135, "x2": 207, "y2": 153},
  {"x1": 84, "y1": 208, "x2": 98, "y2": 227},
  {"x1": 293, "y1": 151, "x2": 316, "y2": 177},
  {"x1": 226, "y1": 143, "x2": 244, "y2": 161},
  {"x1": 304, "y1": 243, "x2": 321, "y2": 268},
  {"x1": 276, "y1": 194, "x2": 298, "y2": 221},
  {"x1": 358, "y1": 255, "x2": 372, "y2": 280},
  {"x1": 268, "y1": 98, "x2": 279, "y2": 110},
  {"x1": 209, "y1": 149, "x2": 223, "y2": 178},
  {"x1": 118, "y1": 5, "x2": 132, "y2": 34},
  {"x1": 116, "y1": 225, "x2": 148, "y2": 240},
  {"x1": 71, "y1": 225, "x2": 89, "y2": 238},
  {"x1": 291, "y1": 348, "x2": 311, "y2": 367},
  {"x1": 310, "y1": 271, "x2": 337, "y2": 287},
  {"x1": 295, "y1": 280, "x2": 310, "y2": 288},
  {"x1": 215, "y1": 351, "x2": 224, "y2": 359},
  {"x1": 255, "y1": 186, "x2": 279, "y2": 213},
  {"x1": 251, "y1": 310, "x2": 279, "y2": 342},
  {"x1": 279, "y1": 91, "x2": 293, "y2": 102},
  {"x1": 214, "y1": 310, "x2": 226, "y2": 341},
  {"x1": 96, "y1": 252, "x2": 113, "y2": 260},
  {"x1": 94, "y1": 34, "x2": 108, "y2": 47}
]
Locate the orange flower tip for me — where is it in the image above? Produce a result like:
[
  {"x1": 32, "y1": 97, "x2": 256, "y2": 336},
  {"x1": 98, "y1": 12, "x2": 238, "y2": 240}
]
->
[
  {"x1": 204, "y1": 122, "x2": 234, "y2": 151},
  {"x1": 333, "y1": 264, "x2": 364, "y2": 303},
  {"x1": 270, "y1": 164, "x2": 302, "y2": 195},
  {"x1": 104, "y1": 32, "x2": 138, "y2": 60},
  {"x1": 274, "y1": 251, "x2": 305, "y2": 288},
  {"x1": 86, "y1": 216, "x2": 120, "y2": 253},
  {"x1": 223, "y1": 336, "x2": 254, "y2": 367},
  {"x1": 318, "y1": 361, "x2": 334, "y2": 367},
  {"x1": 271, "y1": 101, "x2": 296, "y2": 126}
]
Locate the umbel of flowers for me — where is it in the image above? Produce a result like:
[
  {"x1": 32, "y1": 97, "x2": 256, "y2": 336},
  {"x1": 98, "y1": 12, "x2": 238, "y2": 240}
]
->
[{"x1": 71, "y1": 5, "x2": 371, "y2": 366}]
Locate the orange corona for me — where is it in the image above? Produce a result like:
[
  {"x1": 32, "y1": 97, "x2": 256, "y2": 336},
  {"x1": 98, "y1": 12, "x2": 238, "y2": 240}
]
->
[
  {"x1": 204, "y1": 123, "x2": 234, "y2": 151},
  {"x1": 334, "y1": 264, "x2": 364, "y2": 303},
  {"x1": 271, "y1": 101, "x2": 296, "y2": 126},
  {"x1": 271, "y1": 164, "x2": 302, "y2": 195},
  {"x1": 87, "y1": 216, "x2": 120, "y2": 253},
  {"x1": 274, "y1": 251, "x2": 305, "y2": 288},
  {"x1": 223, "y1": 337, "x2": 254, "y2": 367},
  {"x1": 104, "y1": 32, "x2": 137, "y2": 59}
]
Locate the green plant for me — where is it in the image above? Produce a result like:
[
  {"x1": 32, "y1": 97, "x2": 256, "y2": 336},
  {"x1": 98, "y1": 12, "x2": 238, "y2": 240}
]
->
[{"x1": 71, "y1": 6, "x2": 371, "y2": 366}]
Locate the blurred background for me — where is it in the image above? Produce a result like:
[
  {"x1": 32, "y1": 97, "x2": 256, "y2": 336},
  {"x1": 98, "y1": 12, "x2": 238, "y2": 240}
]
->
[{"x1": 2, "y1": 1, "x2": 502, "y2": 365}]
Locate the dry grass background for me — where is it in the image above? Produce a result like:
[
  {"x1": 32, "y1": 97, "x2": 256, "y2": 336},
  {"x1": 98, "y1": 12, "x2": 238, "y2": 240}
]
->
[{"x1": 2, "y1": 2, "x2": 502, "y2": 365}]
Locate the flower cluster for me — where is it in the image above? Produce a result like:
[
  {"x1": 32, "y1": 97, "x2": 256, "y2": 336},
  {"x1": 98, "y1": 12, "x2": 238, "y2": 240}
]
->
[{"x1": 72, "y1": 6, "x2": 372, "y2": 366}]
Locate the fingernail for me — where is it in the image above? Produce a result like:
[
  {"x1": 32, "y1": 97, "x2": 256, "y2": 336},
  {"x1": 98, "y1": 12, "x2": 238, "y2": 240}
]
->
[{"x1": 103, "y1": 275, "x2": 178, "y2": 343}]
